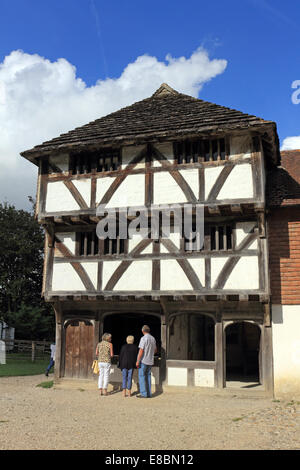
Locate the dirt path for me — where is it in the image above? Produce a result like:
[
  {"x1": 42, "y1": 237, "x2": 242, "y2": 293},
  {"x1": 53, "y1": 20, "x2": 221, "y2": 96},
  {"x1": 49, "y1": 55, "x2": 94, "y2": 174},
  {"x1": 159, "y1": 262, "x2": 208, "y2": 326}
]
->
[{"x1": 0, "y1": 375, "x2": 299, "y2": 450}]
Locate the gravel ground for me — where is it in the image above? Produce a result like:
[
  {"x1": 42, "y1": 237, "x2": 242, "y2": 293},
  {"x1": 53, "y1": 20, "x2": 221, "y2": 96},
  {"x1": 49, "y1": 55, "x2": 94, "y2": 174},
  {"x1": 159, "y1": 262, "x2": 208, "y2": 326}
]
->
[{"x1": 0, "y1": 374, "x2": 300, "y2": 450}]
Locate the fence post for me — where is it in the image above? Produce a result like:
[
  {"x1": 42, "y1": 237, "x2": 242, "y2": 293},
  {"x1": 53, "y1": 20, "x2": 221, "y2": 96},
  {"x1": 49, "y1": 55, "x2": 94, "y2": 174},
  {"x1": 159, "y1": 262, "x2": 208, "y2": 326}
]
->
[{"x1": 32, "y1": 341, "x2": 36, "y2": 362}]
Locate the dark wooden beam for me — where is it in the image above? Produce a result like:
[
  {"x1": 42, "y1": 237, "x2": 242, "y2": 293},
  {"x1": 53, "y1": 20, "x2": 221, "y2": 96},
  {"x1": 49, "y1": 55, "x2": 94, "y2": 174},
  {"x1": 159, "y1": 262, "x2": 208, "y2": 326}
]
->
[
  {"x1": 208, "y1": 205, "x2": 221, "y2": 215},
  {"x1": 230, "y1": 204, "x2": 243, "y2": 214},
  {"x1": 70, "y1": 216, "x2": 89, "y2": 224}
]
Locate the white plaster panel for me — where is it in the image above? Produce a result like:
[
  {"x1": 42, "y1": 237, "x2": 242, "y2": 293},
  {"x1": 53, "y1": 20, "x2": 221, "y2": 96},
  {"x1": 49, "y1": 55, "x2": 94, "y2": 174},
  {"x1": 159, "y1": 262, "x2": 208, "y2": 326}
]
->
[
  {"x1": 153, "y1": 172, "x2": 187, "y2": 205},
  {"x1": 102, "y1": 261, "x2": 122, "y2": 289},
  {"x1": 160, "y1": 260, "x2": 193, "y2": 290},
  {"x1": 247, "y1": 239, "x2": 258, "y2": 250},
  {"x1": 160, "y1": 232, "x2": 181, "y2": 253},
  {"x1": 81, "y1": 262, "x2": 98, "y2": 289},
  {"x1": 211, "y1": 257, "x2": 228, "y2": 287},
  {"x1": 49, "y1": 154, "x2": 69, "y2": 172},
  {"x1": 122, "y1": 145, "x2": 145, "y2": 169},
  {"x1": 55, "y1": 233, "x2": 76, "y2": 255},
  {"x1": 167, "y1": 367, "x2": 188, "y2": 386},
  {"x1": 96, "y1": 177, "x2": 115, "y2": 205},
  {"x1": 46, "y1": 181, "x2": 80, "y2": 212},
  {"x1": 106, "y1": 174, "x2": 145, "y2": 208},
  {"x1": 113, "y1": 260, "x2": 152, "y2": 291},
  {"x1": 72, "y1": 179, "x2": 91, "y2": 206},
  {"x1": 152, "y1": 160, "x2": 163, "y2": 168},
  {"x1": 229, "y1": 135, "x2": 252, "y2": 160},
  {"x1": 194, "y1": 369, "x2": 214, "y2": 387},
  {"x1": 153, "y1": 142, "x2": 174, "y2": 166},
  {"x1": 217, "y1": 163, "x2": 253, "y2": 200},
  {"x1": 179, "y1": 168, "x2": 198, "y2": 198},
  {"x1": 224, "y1": 256, "x2": 259, "y2": 290},
  {"x1": 272, "y1": 305, "x2": 300, "y2": 397},
  {"x1": 204, "y1": 166, "x2": 223, "y2": 199},
  {"x1": 52, "y1": 263, "x2": 85, "y2": 291},
  {"x1": 236, "y1": 222, "x2": 257, "y2": 249},
  {"x1": 186, "y1": 258, "x2": 205, "y2": 286},
  {"x1": 128, "y1": 234, "x2": 153, "y2": 254}
]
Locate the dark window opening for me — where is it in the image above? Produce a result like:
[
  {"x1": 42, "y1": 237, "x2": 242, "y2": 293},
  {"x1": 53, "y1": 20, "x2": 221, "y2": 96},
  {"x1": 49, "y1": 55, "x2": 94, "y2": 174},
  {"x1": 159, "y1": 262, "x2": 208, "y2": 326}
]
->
[
  {"x1": 174, "y1": 138, "x2": 228, "y2": 164},
  {"x1": 103, "y1": 237, "x2": 125, "y2": 256},
  {"x1": 97, "y1": 149, "x2": 121, "y2": 172},
  {"x1": 76, "y1": 230, "x2": 126, "y2": 256},
  {"x1": 184, "y1": 219, "x2": 204, "y2": 252},
  {"x1": 69, "y1": 148, "x2": 121, "y2": 175},
  {"x1": 184, "y1": 224, "x2": 233, "y2": 252},
  {"x1": 212, "y1": 139, "x2": 218, "y2": 161},
  {"x1": 204, "y1": 140, "x2": 210, "y2": 162},
  {"x1": 70, "y1": 152, "x2": 92, "y2": 175},
  {"x1": 209, "y1": 225, "x2": 233, "y2": 251},
  {"x1": 77, "y1": 231, "x2": 99, "y2": 256}
]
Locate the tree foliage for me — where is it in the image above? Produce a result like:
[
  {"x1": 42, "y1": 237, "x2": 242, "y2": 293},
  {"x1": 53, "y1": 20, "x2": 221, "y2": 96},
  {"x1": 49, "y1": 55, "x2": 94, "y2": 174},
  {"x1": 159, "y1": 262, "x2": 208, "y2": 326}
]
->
[{"x1": 0, "y1": 202, "x2": 54, "y2": 339}]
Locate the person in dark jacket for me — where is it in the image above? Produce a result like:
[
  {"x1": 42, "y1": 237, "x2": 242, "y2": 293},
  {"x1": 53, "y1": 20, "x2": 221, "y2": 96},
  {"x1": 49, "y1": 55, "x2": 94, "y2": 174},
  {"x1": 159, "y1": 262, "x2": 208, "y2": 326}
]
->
[{"x1": 119, "y1": 335, "x2": 138, "y2": 397}]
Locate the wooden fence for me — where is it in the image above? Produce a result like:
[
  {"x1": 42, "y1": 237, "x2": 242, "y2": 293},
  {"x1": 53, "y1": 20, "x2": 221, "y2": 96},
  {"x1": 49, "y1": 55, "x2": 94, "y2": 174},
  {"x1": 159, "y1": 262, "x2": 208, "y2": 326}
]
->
[{"x1": 2, "y1": 339, "x2": 52, "y2": 361}]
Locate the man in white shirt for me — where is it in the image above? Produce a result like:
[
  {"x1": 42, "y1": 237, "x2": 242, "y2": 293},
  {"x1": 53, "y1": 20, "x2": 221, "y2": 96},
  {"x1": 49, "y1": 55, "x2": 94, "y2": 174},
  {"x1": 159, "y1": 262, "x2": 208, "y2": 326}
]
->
[{"x1": 136, "y1": 325, "x2": 157, "y2": 398}]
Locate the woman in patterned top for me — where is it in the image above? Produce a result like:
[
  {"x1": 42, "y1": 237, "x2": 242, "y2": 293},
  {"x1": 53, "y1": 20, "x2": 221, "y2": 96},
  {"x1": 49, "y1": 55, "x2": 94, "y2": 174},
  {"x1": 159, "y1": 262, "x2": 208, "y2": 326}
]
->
[{"x1": 95, "y1": 333, "x2": 114, "y2": 396}]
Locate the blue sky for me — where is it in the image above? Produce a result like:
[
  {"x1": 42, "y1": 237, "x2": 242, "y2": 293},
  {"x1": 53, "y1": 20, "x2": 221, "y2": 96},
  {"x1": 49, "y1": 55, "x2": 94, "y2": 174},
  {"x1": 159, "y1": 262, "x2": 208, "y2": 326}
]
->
[{"x1": 0, "y1": 0, "x2": 300, "y2": 208}]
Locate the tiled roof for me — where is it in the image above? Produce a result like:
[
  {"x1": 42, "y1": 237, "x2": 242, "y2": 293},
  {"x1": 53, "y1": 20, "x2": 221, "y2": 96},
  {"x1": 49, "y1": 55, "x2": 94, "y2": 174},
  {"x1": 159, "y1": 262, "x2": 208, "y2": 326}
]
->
[
  {"x1": 267, "y1": 150, "x2": 300, "y2": 207},
  {"x1": 21, "y1": 83, "x2": 276, "y2": 160}
]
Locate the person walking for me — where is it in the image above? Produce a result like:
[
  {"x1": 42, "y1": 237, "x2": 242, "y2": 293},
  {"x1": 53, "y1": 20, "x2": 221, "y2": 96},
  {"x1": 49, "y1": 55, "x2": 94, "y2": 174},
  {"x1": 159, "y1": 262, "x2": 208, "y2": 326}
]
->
[
  {"x1": 118, "y1": 335, "x2": 138, "y2": 397},
  {"x1": 96, "y1": 333, "x2": 113, "y2": 396},
  {"x1": 45, "y1": 343, "x2": 56, "y2": 377},
  {"x1": 136, "y1": 325, "x2": 157, "y2": 398}
]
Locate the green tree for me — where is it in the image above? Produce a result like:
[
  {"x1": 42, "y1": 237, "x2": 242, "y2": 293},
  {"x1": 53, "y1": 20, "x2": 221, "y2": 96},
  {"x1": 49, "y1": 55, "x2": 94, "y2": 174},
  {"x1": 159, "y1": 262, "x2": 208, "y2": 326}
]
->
[{"x1": 0, "y1": 201, "x2": 54, "y2": 339}]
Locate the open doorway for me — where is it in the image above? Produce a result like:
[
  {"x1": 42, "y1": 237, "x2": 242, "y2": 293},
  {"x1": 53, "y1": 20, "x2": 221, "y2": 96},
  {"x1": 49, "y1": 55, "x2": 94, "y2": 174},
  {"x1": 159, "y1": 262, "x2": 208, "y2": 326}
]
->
[
  {"x1": 103, "y1": 313, "x2": 161, "y2": 356},
  {"x1": 225, "y1": 322, "x2": 261, "y2": 387}
]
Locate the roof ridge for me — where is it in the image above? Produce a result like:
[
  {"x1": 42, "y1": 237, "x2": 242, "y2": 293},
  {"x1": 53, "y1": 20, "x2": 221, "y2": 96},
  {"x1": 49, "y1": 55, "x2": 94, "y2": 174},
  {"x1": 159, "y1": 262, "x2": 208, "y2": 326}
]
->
[
  {"x1": 21, "y1": 85, "x2": 277, "y2": 160},
  {"x1": 151, "y1": 83, "x2": 179, "y2": 97}
]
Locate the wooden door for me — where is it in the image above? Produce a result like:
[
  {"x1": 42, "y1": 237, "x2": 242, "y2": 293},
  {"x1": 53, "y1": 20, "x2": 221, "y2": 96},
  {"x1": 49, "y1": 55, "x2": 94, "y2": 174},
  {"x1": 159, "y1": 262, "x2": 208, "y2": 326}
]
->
[{"x1": 64, "y1": 320, "x2": 94, "y2": 378}]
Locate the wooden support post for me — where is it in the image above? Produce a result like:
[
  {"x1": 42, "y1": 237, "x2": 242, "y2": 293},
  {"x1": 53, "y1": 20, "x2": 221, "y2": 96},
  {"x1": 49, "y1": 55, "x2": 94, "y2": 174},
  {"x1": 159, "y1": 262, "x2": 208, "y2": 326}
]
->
[
  {"x1": 54, "y1": 303, "x2": 63, "y2": 381},
  {"x1": 261, "y1": 325, "x2": 274, "y2": 396},
  {"x1": 215, "y1": 320, "x2": 225, "y2": 388},
  {"x1": 94, "y1": 314, "x2": 100, "y2": 357},
  {"x1": 160, "y1": 317, "x2": 167, "y2": 385},
  {"x1": 160, "y1": 299, "x2": 168, "y2": 386},
  {"x1": 99, "y1": 313, "x2": 104, "y2": 340}
]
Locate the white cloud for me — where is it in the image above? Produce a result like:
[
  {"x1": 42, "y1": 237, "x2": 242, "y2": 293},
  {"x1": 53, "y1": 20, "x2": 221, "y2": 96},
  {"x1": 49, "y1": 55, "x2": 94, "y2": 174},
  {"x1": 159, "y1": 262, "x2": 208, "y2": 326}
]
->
[
  {"x1": 0, "y1": 47, "x2": 227, "y2": 209},
  {"x1": 281, "y1": 136, "x2": 300, "y2": 151}
]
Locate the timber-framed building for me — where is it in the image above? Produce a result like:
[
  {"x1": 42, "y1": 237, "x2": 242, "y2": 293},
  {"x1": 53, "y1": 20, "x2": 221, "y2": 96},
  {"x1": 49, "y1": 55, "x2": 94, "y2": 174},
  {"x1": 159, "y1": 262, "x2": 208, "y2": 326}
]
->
[{"x1": 21, "y1": 83, "x2": 296, "y2": 395}]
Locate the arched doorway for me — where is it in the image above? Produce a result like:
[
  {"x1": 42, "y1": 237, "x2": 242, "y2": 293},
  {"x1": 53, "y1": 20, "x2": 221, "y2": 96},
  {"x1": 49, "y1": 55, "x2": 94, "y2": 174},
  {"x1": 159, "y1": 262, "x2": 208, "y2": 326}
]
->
[
  {"x1": 64, "y1": 319, "x2": 94, "y2": 379},
  {"x1": 103, "y1": 313, "x2": 161, "y2": 355},
  {"x1": 225, "y1": 322, "x2": 261, "y2": 384}
]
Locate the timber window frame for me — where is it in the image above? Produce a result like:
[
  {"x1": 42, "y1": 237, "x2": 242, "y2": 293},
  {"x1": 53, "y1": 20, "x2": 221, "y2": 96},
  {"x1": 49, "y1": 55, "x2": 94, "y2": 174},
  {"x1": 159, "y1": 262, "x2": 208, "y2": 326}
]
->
[
  {"x1": 184, "y1": 223, "x2": 234, "y2": 252},
  {"x1": 75, "y1": 230, "x2": 127, "y2": 257},
  {"x1": 173, "y1": 137, "x2": 228, "y2": 164},
  {"x1": 69, "y1": 148, "x2": 121, "y2": 175}
]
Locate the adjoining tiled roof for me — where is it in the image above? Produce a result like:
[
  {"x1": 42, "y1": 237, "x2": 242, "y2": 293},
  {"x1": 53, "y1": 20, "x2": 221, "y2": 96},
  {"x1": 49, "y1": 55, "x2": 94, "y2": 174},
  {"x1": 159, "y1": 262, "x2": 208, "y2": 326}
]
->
[
  {"x1": 21, "y1": 83, "x2": 276, "y2": 161},
  {"x1": 267, "y1": 150, "x2": 300, "y2": 207}
]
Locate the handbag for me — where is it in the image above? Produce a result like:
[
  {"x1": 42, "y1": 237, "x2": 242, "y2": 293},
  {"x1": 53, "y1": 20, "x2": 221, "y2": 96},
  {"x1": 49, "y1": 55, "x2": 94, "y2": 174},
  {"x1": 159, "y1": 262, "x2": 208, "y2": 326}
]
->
[{"x1": 92, "y1": 359, "x2": 99, "y2": 375}]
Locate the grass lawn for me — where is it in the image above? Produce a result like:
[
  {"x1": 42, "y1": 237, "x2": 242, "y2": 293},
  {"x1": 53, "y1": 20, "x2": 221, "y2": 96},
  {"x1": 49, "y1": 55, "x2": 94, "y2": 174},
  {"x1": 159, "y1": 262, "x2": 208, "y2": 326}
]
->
[{"x1": 0, "y1": 353, "x2": 50, "y2": 377}]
